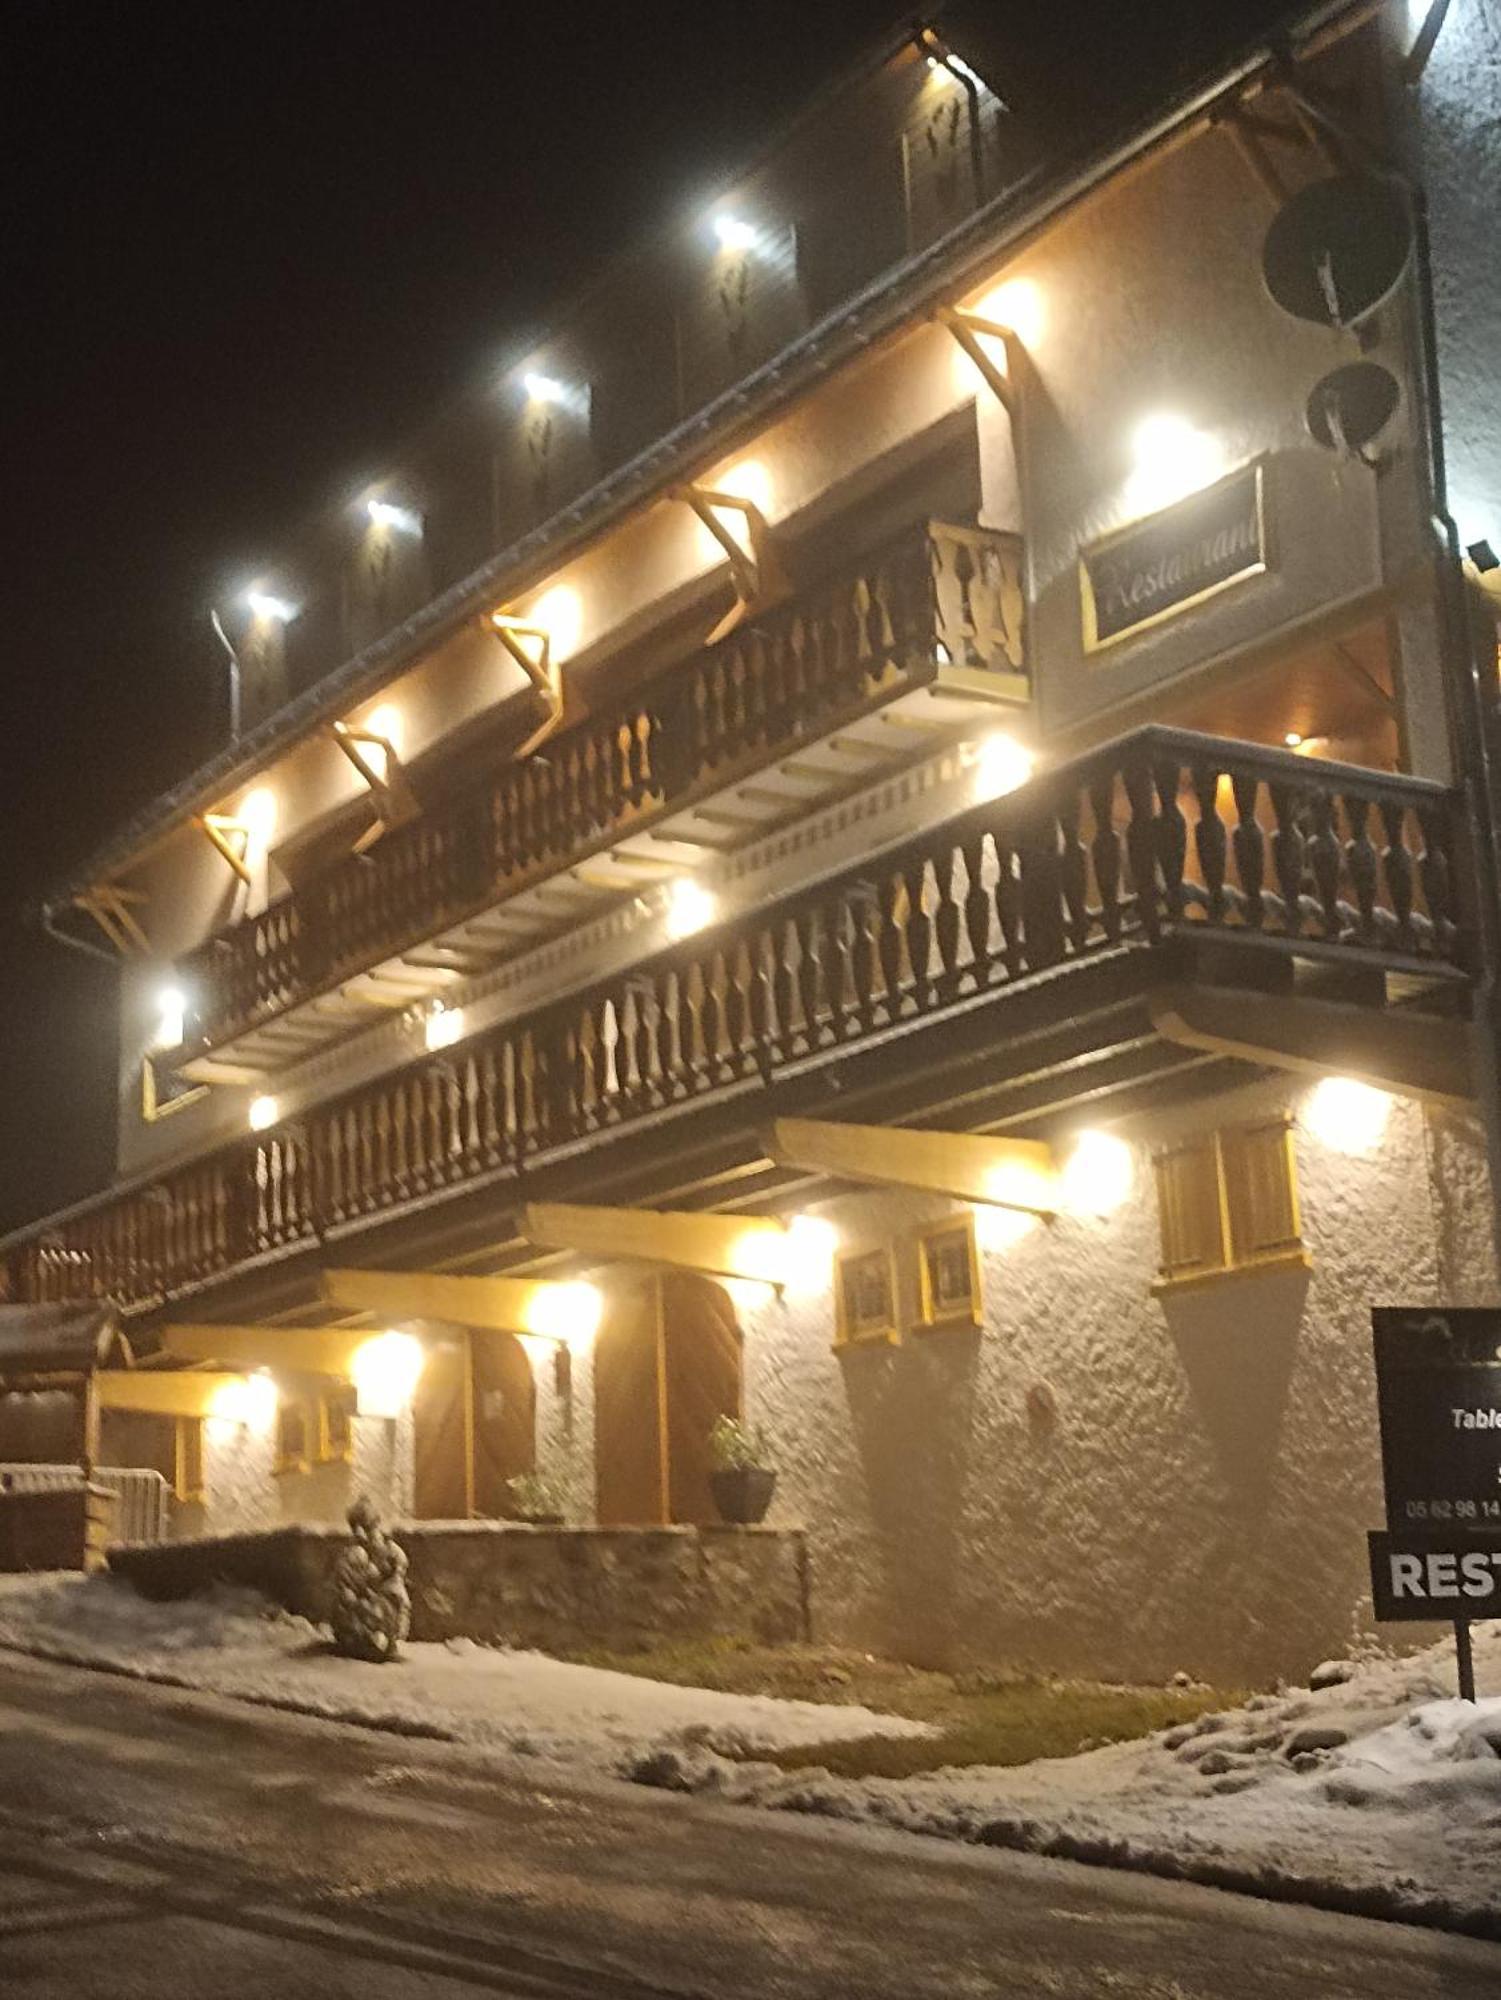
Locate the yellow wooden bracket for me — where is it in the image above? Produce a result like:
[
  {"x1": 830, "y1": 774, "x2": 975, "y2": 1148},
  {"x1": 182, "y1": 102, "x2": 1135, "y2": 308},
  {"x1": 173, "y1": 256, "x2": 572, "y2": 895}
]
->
[
  {"x1": 935, "y1": 305, "x2": 1017, "y2": 415},
  {"x1": 523, "y1": 1201, "x2": 791, "y2": 1285},
  {"x1": 196, "y1": 811, "x2": 257, "y2": 886},
  {"x1": 321, "y1": 1266, "x2": 596, "y2": 1341},
  {"x1": 96, "y1": 1370, "x2": 250, "y2": 1419},
  {"x1": 767, "y1": 1117, "x2": 1059, "y2": 1215},
  {"x1": 673, "y1": 484, "x2": 791, "y2": 644},
  {"x1": 330, "y1": 720, "x2": 420, "y2": 852},
  {"x1": 163, "y1": 1323, "x2": 370, "y2": 1378},
  {"x1": 73, "y1": 883, "x2": 151, "y2": 956},
  {"x1": 486, "y1": 615, "x2": 564, "y2": 758}
]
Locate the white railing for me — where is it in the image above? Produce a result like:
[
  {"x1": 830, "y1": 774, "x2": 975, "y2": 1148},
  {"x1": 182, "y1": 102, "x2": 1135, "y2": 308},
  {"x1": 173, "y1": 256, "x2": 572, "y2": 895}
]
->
[{"x1": 0, "y1": 1464, "x2": 170, "y2": 1546}]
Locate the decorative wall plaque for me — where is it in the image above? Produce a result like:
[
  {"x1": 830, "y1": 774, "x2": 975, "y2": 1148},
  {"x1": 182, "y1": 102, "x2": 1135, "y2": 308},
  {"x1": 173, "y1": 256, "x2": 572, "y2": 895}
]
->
[{"x1": 1080, "y1": 460, "x2": 1267, "y2": 653}]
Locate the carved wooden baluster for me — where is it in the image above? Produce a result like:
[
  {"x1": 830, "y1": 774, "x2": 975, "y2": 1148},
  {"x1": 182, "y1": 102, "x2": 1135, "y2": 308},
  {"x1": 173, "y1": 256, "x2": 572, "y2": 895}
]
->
[
  {"x1": 692, "y1": 953, "x2": 718, "y2": 1081},
  {"x1": 1380, "y1": 799, "x2": 1416, "y2": 948},
  {"x1": 1058, "y1": 785, "x2": 1090, "y2": 951},
  {"x1": 959, "y1": 831, "x2": 991, "y2": 982},
  {"x1": 1152, "y1": 759, "x2": 1187, "y2": 924},
  {"x1": 730, "y1": 940, "x2": 758, "y2": 1069},
  {"x1": 1088, "y1": 773, "x2": 1125, "y2": 941},
  {"x1": 881, "y1": 871, "x2": 908, "y2": 1014},
  {"x1": 615, "y1": 988, "x2": 640, "y2": 1104},
  {"x1": 795, "y1": 907, "x2": 824, "y2": 1047},
  {"x1": 1189, "y1": 766, "x2": 1228, "y2": 925},
  {"x1": 1230, "y1": 773, "x2": 1266, "y2": 931},
  {"x1": 1122, "y1": 759, "x2": 1161, "y2": 943},
  {"x1": 1268, "y1": 782, "x2": 1307, "y2": 936},
  {"x1": 1019, "y1": 808, "x2": 1065, "y2": 970},
  {"x1": 786, "y1": 616, "x2": 810, "y2": 731},
  {"x1": 773, "y1": 915, "x2": 800, "y2": 1051},
  {"x1": 1307, "y1": 788, "x2": 1343, "y2": 938},
  {"x1": 849, "y1": 889, "x2": 879, "y2": 1029},
  {"x1": 577, "y1": 1011, "x2": 599, "y2": 1122},
  {"x1": 1417, "y1": 803, "x2": 1455, "y2": 953},
  {"x1": 682, "y1": 960, "x2": 708, "y2": 1087},
  {"x1": 747, "y1": 930, "x2": 774, "y2": 1058},
  {"x1": 654, "y1": 967, "x2": 680, "y2": 1095}
]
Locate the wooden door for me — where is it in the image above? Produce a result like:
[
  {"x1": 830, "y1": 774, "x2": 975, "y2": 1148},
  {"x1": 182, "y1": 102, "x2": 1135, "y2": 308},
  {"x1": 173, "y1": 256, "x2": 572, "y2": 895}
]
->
[
  {"x1": 471, "y1": 1331, "x2": 536, "y2": 1517},
  {"x1": 662, "y1": 1274, "x2": 742, "y2": 1525},
  {"x1": 412, "y1": 1336, "x2": 469, "y2": 1519}
]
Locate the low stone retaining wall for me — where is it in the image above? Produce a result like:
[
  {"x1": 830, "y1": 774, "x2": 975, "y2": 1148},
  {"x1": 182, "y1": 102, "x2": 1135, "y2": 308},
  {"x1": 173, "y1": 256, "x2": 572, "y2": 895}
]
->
[
  {"x1": 108, "y1": 1521, "x2": 810, "y2": 1649},
  {"x1": 0, "y1": 1483, "x2": 115, "y2": 1573}
]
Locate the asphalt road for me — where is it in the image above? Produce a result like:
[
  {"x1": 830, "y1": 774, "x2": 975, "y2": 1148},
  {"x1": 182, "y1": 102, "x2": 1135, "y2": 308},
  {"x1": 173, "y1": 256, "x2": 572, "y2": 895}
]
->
[{"x1": 1, "y1": 1651, "x2": 1499, "y2": 1999}]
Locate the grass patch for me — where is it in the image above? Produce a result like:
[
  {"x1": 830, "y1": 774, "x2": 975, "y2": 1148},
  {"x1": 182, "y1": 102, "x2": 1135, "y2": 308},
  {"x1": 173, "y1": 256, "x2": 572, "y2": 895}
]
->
[{"x1": 566, "y1": 1637, "x2": 1241, "y2": 1780}]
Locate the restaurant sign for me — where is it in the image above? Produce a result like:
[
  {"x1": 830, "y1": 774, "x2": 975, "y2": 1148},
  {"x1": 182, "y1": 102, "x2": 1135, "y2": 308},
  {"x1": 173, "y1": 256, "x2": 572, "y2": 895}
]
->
[{"x1": 1081, "y1": 460, "x2": 1267, "y2": 652}]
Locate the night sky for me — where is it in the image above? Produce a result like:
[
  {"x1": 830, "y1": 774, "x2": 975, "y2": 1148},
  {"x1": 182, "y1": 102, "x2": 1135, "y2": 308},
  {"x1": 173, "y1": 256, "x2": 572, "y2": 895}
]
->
[{"x1": 0, "y1": 0, "x2": 1289, "y2": 1233}]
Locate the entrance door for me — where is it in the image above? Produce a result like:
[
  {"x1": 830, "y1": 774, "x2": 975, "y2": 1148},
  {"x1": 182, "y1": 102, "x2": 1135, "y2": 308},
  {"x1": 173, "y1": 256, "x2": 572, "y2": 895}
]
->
[
  {"x1": 412, "y1": 1331, "x2": 538, "y2": 1519},
  {"x1": 471, "y1": 1331, "x2": 536, "y2": 1517},
  {"x1": 593, "y1": 1273, "x2": 742, "y2": 1526},
  {"x1": 412, "y1": 1337, "x2": 469, "y2": 1519}
]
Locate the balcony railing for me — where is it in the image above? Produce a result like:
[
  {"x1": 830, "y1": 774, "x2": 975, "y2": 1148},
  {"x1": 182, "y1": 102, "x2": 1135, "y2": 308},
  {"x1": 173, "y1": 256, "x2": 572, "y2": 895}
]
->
[
  {"x1": 174, "y1": 519, "x2": 1028, "y2": 1059},
  {"x1": 8, "y1": 729, "x2": 1466, "y2": 1314}
]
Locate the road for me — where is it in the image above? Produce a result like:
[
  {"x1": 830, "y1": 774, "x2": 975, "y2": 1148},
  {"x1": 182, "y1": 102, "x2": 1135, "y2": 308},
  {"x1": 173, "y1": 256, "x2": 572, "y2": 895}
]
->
[{"x1": 0, "y1": 1651, "x2": 1498, "y2": 1999}]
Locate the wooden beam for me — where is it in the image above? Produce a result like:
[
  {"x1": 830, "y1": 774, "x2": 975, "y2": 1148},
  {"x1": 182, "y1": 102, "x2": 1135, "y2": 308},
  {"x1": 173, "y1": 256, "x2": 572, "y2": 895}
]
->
[
  {"x1": 321, "y1": 1266, "x2": 590, "y2": 1339},
  {"x1": 523, "y1": 1201, "x2": 789, "y2": 1284},
  {"x1": 96, "y1": 1371, "x2": 249, "y2": 1419},
  {"x1": 766, "y1": 1118, "x2": 1059, "y2": 1214},
  {"x1": 163, "y1": 1323, "x2": 369, "y2": 1378},
  {"x1": 1148, "y1": 985, "x2": 1473, "y2": 1110}
]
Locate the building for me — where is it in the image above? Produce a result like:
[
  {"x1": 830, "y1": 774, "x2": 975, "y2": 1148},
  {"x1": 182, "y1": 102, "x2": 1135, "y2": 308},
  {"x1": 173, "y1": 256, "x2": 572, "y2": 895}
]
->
[{"x1": 2, "y1": 0, "x2": 1500, "y2": 1684}]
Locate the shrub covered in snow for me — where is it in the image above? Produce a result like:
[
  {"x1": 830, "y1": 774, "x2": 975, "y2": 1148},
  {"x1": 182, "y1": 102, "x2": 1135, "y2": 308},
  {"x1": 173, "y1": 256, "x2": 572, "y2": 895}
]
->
[{"x1": 330, "y1": 1498, "x2": 410, "y2": 1664}]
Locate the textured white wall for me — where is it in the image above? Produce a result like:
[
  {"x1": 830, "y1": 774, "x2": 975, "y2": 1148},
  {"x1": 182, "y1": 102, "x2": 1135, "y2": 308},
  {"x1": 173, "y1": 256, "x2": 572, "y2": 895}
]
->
[
  {"x1": 182, "y1": 1408, "x2": 412, "y2": 1540},
  {"x1": 728, "y1": 1077, "x2": 1497, "y2": 1686}
]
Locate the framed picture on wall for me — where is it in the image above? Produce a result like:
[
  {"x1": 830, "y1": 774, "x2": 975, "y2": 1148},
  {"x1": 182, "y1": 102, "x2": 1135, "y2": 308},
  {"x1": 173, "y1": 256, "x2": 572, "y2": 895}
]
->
[
  {"x1": 917, "y1": 1213, "x2": 982, "y2": 1330},
  {"x1": 834, "y1": 1246, "x2": 899, "y2": 1348}
]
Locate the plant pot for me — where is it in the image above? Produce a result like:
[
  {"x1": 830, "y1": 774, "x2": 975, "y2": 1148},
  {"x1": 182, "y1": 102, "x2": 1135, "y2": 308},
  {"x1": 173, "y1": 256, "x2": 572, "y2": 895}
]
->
[{"x1": 710, "y1": 1466, "x2": 776, "y2": 1525}]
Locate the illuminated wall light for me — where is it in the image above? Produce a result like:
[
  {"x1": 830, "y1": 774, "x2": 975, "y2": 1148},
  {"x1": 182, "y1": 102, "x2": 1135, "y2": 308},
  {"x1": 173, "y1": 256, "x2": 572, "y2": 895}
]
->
[
  {"x1": 692, "y1": 457, "x2": 774, "y2": 565},
  {"x1": 239, "y1": 786, "x2": 278, "y2": 849},
  {"x1": 528, "y1": 582, "x2": 585, "y2": 664},
  {"x1": 664, "y1": 877, "x2": 716, "y2": 940},
  {"x1": 365, "y1": 497, "x2": 422, "y2": 537},
  {"x1": 1305, "y1": 1076, "x2": 1392, "y2": 1155},
  {"x1": 712, "y1": 213, "x2": 757, "y2": 253},
  {"x1": 244, "y1": 589, "x2": 297, "y2": 625},
  {"x1": 351, "y1": 1331, "x2": 426, "y2": 1419},
  {"x1": 247, "y1": 1093, "x2": 280, "y2": 1133},
  {"x1": 980, "y1": 1157, "x2": 1057, "y2": 1215},
  {"x1": 1060, "y1": 1130, "x2": 1134, "y2": 1217},
  {"x1": 926, "y1": 50, "x2": 983, "y2": 86},
  {"x1": 207, "y1": 1371, "x2": 279, "y2": 1437},
  {"x1": 780, "y1": 1213, "x2": 839, "y2": 1291},
  {"x1": 1126, "y1": 413, "x2": 1225, "y2": 514},
  {"x1": 973, "y1": 1204, "x2": 1040, "y2": 1253},
  {"x1": 969, "y1": 276, "x2": 1046, "y2": 348},
  {"x1": 522, "y1": 371, "x2": 567, "y2": 405},
  {"x1": 152, "y1": 984, "x2": 187, "y2": 1052},
  {"x1": 1284, "y1": 731, "x2": 1305, "y2": 749},
  {"x1": 424, "y1": 1001, "x2": 464, "y2": 1052},
  {"x1": 968, "y1": 733, "x2": 1034, "y2": 802},
  {"x1": 523, "y1": 1281, "x2": 604, "y2": 1351},
  {"x1": 724, "y1": 1276, "x2": 778, "y2": 1313}
]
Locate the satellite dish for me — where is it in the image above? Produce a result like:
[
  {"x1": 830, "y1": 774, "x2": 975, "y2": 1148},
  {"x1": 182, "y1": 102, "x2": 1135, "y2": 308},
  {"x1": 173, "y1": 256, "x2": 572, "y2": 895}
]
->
[
  {"x1": 1305, "y1": 361, "x2": 1401, "y2": 458},
  {"x1": 1262, "y1": 175, "x2": 1413, "y2": 330}
]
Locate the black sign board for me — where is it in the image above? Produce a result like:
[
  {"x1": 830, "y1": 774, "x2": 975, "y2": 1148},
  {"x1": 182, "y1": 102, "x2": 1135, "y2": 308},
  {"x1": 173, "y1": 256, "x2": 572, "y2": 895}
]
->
[
  {"x1": 1080, "y1": 461, "x2": 1266, "y2": 652},
  {"x1": 1371, "y1": 1308, "x2": 1501, "y2": 1531},
  {"x1": 1368, "y1": 1529, "x2": 1501, "y2": 1621}
]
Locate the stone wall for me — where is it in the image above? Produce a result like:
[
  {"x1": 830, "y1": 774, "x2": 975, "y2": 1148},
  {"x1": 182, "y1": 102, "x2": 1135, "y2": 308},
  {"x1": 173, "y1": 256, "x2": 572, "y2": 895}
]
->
[{"x1": 110, "y1": 1521, "x2": 809, "y2": 1650}]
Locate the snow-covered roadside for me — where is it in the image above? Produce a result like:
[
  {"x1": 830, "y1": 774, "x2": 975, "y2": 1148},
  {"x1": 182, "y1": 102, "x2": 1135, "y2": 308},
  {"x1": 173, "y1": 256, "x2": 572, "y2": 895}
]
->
[
  {"x1": 0, "y1": 1571, "x2": 929, "y2": 1765},
  {"x1": 633, "y1": 1625, "x2": 1501, "y2": 1939}
]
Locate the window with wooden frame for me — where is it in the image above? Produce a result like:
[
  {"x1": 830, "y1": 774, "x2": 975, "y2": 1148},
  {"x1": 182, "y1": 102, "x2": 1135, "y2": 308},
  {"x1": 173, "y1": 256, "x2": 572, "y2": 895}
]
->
[
  {"x1": 175, "y1": 1418, "x2": 205, "y2": 1504},
  {"x1": 317, "y1": 1386, "x2": 358, "y2": 1465},
  {"x1": 834, "y1": 1246, "x2": 900, "y2": 1348},
  {"x1": 1153, "y1": 1116, "x2": 1307, "y2": 1293},
  {"x1": 275, "y1": 1399, "x2": 312, "y2": 1475},
  {"x1": 916, "y1": 1213, "x2": 982, "y2": 1331}
]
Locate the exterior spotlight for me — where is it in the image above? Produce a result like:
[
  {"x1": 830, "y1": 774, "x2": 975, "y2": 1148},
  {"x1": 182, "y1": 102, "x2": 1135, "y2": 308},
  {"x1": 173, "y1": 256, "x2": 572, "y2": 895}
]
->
[
  {"x1": 365, "y1": 497, "x2": 422, "y2": 536},
  {"x1": 523, "y1": 372, "x2": 566, "y2": 405},
  {"x1": 248, "y1": 1094, "x2": 280, "y2": 1133},
  {"x1": 352, "y1": 1331, "x2": 426, "y2": 1419},
  {"x1": 239, "y1": 786, "x2": 278, "y2": 848},
  {"x1": 712, "y1": 214, "x2": 757, "y2": 253},
  {"x1": 973, "y1": 1203, "x2": 1039, "y2": 1252},
  {"x1": 1305, "y1": 1076, "x2": 1391, "y2": 1155},
  {"x1": 424, "y1": 1002, "x2": 464, "y2": 1052},
  {"x1": 1061, "y1": 1130, "x2": 1134, "y2": 1216},
  {"x1": 244, "y1": 589, "x2": 297, "y2": 625},
  {"x1": 969, "y1": 276, "x2": 1046, "y2": 347},
  {"x1": 782, "y1": 1214, "x2": 838, "y2": 1290},
  {"x1": 969, "y1": 733, "x2": 1034, "y2": 802},
  {"x1": 208, "y1": 1371, "x2": 278, "y2": 1436},
  {"x1": 1126, "y1": 414, "x2": 1224, "y2": 513},
  {"x1": 523, "y1": 1280, "x2": 604, "y2": 1350},
  {"x1": 1284, "y1": 732, "x2": 1305, "y2": 749},
  {"x1": 152, "y1": 985, "x2": 187, "y2": 1052},
  {"x1": 664, "y1": 877, "x2": 716, "y2": 940}
]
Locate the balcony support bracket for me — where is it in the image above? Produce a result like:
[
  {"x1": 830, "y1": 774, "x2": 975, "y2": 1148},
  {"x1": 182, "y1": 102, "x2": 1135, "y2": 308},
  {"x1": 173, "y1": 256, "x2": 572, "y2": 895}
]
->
[
  {"x1": 767, "y1": 1117, "x2": 1059, "y2": 1216},
  {"x1": 197, "y1": 812, "x2": 256, "y2": 887},
  {"x1": 330, "y1": 721, "x2": 420, "y2": 853},
  {"x1": 486, "y1": 616, "x2": 564, "y2": 759},
  {"x1": 674, "y1": 485, "x2": 791, "y2": 645},
  {"x1": 321, "y1": 1266, "x2": 582, "y2": 1343},
  {"x1": 72, "y1": 882, "x2": 151, "y2": 956},
  {"x1": 936, "y1": 306, "x2": 1017, "y2": 417},
  {"x1": 523, "y1": 1201, "x2": 793, "y2": 1287}
]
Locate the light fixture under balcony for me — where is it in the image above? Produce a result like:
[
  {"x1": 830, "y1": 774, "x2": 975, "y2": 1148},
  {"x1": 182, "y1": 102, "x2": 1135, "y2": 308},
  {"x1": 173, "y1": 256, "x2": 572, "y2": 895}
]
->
[
  {"x1": 968, "y1": 732, "x2": 1034, "y2": 802},
  {"x1": 351, "y1": 1331, "x2": 426, "y2": 1419},
  {"x1": 244, "y1": 589, "x2": 297, "y2": 626},
  {"x1": 248, "y1": 1093, "x2": 280, "y2": 1133},
  {"x1": 365, "y1": 496, "x2": 422, "y2": 536},
  {"x1": 711, "y1": 213, "x2": 757, "y2": 253},
  {"x1": 424, "y1": 1001, "x2": 464, "y2": 1052},
  {"x1": 1060, "y1": 1130, "x2": 1134, "y2": 1216},
  {"x1": 664, "y1": 877, "x2": 716, "y2": 940},
  {"x1": 522, "y1": 371, "x2": 566, "y2": 405},
  {"x1": 152, "y1": 984, "x2": 187, "y2": 1052},
  {"x1": 1126, "y1": 414, "x2": 1225, "y2": 514},
  {"x1": 1305, "y1": 1076, "x2": 1392, "y2": 1155}
]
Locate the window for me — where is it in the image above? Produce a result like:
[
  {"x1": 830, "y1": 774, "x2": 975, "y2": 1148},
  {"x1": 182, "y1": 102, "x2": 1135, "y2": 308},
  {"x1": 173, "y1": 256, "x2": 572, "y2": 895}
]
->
[
  {"x1": 916, "y1": 1213, "x2": 982, "y2": 1330},
  {"x1": 834, "y1": 1247, "x2": 899, "y2": 1347},
  {"x1": 275, "y1": 1400, "x2": 311, "y2": 1475},
  {"x1": 1153, "y1": 1117, "x2": 1306, "y2": 1293},
  {"x1": 175, "y1": 1419, "x2": 205, "y2": 1504},
  {"x1": 317, "y1": 1386, "x2": 357, "y2": 1465}
]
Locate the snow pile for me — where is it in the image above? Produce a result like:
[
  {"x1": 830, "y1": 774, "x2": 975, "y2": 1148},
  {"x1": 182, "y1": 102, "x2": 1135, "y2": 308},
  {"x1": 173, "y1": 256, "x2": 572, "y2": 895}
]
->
[
  {"x1": 0, "y1": 1571, "x2": 928, "y2": 1765},
  {"x1": 648, "y1": 1624, "x2": 1501, "y2": 1936}
]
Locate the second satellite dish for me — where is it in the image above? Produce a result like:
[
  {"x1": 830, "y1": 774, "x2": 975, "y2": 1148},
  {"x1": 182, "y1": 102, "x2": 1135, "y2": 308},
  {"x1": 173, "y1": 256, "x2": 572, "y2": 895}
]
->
[
  {"x1": 1306, "y1": 361, "x2": 1401, "y2": 457},
  {"x1": 1262, "y1": 174, "x2": 1413, "y2": 330}
]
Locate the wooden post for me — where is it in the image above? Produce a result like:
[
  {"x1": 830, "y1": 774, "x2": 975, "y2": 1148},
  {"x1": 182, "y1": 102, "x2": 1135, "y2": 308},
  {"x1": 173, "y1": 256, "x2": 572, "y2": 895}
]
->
[{"x1": 1455, "y1": 1618, "x2": 1477, "y2": 1703}]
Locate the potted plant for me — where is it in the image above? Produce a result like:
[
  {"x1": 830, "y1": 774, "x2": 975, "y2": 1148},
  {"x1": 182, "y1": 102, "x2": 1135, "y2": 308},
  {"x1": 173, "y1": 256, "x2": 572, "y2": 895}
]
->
[
  {"x1": 708, "y1": 1414, "x2": 776, "y2": 1525},
  {"x1": 506, "y1": 1471, "x2": 566, "y2": 1526}
]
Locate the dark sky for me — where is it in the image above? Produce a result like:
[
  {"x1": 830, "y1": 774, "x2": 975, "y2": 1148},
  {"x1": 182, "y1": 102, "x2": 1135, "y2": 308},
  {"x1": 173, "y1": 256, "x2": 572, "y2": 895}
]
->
[{"x1": 0, "y1": 0, "x2": 1290, "y2": 1234}]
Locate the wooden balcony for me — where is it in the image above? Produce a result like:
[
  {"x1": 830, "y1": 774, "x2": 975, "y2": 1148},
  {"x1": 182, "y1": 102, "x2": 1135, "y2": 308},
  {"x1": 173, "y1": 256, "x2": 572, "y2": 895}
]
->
[
  {"x1": 6, "y1": 728, "x2": 1469, "y2": 1317},
  {"x1": 171, "y1": 519, "x2": 1028, "y2": 1079}
]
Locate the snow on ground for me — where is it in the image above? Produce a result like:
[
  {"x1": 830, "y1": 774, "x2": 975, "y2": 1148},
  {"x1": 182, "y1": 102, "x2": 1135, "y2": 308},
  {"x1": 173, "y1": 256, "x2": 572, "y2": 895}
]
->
[
  {"x1": 0, "y1": 1571, "x2": 928, "y2": 1765},
  {"x1": 646, "y1": 1624, "x2": 1501, "y2": 1937},
  {"x1": 4, "y1": 1573, "x2": 1501, "y2": 1936}
]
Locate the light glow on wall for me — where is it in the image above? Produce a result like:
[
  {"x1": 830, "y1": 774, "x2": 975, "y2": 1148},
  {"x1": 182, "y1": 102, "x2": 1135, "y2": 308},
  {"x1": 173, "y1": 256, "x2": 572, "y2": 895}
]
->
[
  {"x1": 1305, "y1": 1076, "x2": 1392, "y2": 1155},
  {"x1": 969, "y1": 276, "x2": 1045, "y2": 348},
  {"x1": 694, "y1": 458, "x2": 774, "y2": 565},
  {"x1": 424, "y1": 1001, "x2": 464, "y2": 1052},
  {"x1": 528, "y1": 583, "x2": 584, "y2": 664},
  {"x1": 152, "y1": 984, "x2": 187, "y2": 1052},
  {"x1": 968, "y1": 732, "x2": 1034, "y2": 802},
  {"x1": 712, "y1": 213, "x2": 757, "y2": 253},
  {"x1": 1126, "y1": 413, "x2": 1225, "y2": 515},
  {"x1": 522, "y1": 371, "x2": 566, "y2": 405},
  {"x1": 780, "y1": 1214, "x2": 839, "y2": 1291},
  {"x1": 352, "y1": 1331, "x2": 426, "y2": 1419},
  {"x1": 523, "y1": 1280, "x2": 604, "y2": 1351},
  {"x1": 981, "y1": 1155, "x2": 1057, "y2": 1215},
  {"x1": 244, "y1": 589, "x2": 297, "y2": 626},
  {"x1": 1060, "y1": 1130, "x2": 1134, "y2": 1216},
  {"x1": 207, "y1": 1371, "x2": 279, "y2": 1437},
  {"x1": 365, "y1": 497, "x2": 422, "y2": 536},
  {"x1": 247, "y1": 1093, "x2": 280, "y2": 1133},
  {"x1": 238, "y1": 786, "x2": 279, "y2": 849},
  {"x1": 664, "y1": 876, "x2": 716, "y2": 940},
  {"x1": 973, "y1": 1203, "x2": 1039, "y2": 1252}
]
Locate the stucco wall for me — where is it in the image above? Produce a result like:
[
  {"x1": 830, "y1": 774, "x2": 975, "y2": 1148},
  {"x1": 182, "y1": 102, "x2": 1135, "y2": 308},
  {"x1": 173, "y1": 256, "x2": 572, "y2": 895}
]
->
[
  {"x1": 716, "y1": 1075, "x2": 1499, "y2": 1687},
  {"x1": 175, "y1": 1408, "x2": 411, "y2": 1541}
]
